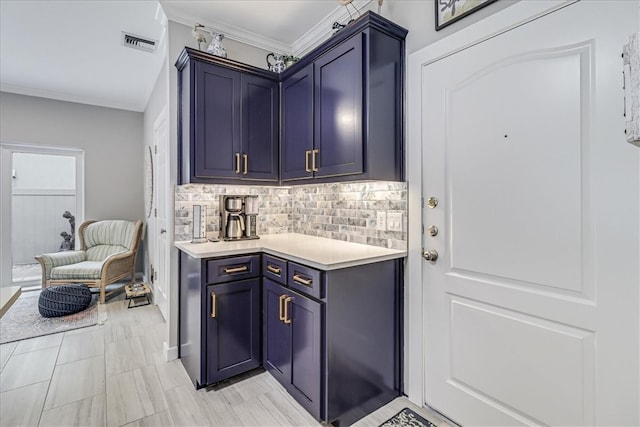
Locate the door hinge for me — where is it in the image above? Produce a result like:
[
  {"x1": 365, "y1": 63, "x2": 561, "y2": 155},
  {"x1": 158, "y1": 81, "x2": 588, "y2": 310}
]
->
[
  {"x1": 154, "y1": 145, "x2": 158, "y2": 154},
  {"x1": 422, "y1": 224, "x2": 424, "y2": 234},
  {"x1": 154, "y1": 208, "x2": 157, "y2": 218}
]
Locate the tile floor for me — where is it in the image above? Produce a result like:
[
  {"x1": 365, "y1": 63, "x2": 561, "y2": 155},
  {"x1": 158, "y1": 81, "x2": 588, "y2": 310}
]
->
[{"x1": 0, "y1": 293, "x2": 450, "y2": 426}]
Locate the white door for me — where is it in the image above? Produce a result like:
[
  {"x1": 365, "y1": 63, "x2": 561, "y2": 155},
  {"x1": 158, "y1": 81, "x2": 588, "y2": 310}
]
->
[
  {"x1": 153, "y1": 108, "x2": 169, "y2": 321},
  {"x1": 421, "y1": 1, "x2": 639, "y2": 425}
]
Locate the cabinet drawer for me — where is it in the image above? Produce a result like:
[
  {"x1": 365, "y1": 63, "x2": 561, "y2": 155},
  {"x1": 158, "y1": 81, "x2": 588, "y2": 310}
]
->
[
  {"x1": 206, "y1": 255, "x2": 260, "y2": 284},
  {"x1": 263, "y1": 255, "x2": 287, "y2": 285},
  {"x1": 288, "y1": 262, "x2": 323, "y2": 299}
]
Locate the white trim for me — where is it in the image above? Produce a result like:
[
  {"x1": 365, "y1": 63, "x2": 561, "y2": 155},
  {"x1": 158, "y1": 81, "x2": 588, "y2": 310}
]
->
[
  {"x1": 0, "y1": 142, "x2": 84, "y2": 288},
  {"x1": 405, "y1": 0, "x2": 578, "y2": 408},
  {"x1": 165, "y1": 0, "x2": 372, "y2": 58},
  {"x1": 163, "y1": 341, "x2": 179, "y2": 362},
  {"x1": 0, "y1": 84, "x2": 147, "y2": 113}
]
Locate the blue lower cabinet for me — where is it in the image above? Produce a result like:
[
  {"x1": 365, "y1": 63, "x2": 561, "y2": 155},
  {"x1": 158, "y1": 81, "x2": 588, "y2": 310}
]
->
[
  {"x1": 263, "y1": 279, "x2": 291, "y2": 383},
  {"x1": 179, "y1": 252, "x2": 262, "y2": 388},
  {"x1": 263, "y1": 278, "x2": 323, "y2": 420},
  {"x1": 206, "y1": 278, "x2": 261, "y2": 384}
]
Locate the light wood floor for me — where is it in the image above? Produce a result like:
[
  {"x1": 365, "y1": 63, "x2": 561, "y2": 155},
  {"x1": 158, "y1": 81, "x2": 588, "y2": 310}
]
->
[{"x1": 0, "y1": 293, "x2": 451, "y2": 426}]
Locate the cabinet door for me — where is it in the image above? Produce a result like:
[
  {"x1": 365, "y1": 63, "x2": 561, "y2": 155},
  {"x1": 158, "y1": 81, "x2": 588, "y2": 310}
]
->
[
  {"x1": 194, "y1": 62, "x2": 241, "y2": 179},
  {"x1": 314, "y1": 34, "x2": 364, "y2": 178},
  {"x1": 288, "y1": 290, "x2": 323, "y2": 420},
  {"x1": 281, "y1": 64, "x2": 314, "y2": 181},
  {"x1": 263, "y1": 278, "x2": 291, "y2": 385},
  {"x1": 241, "y1": 74, "x2": 279, "y2": 181},
  {"x1": 206, "y1": 278, "x2": 261, "y2": 385}
]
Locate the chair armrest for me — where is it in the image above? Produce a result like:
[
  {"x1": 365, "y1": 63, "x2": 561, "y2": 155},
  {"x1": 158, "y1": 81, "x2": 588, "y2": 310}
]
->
[
  {"x1": 101, "y1": 251, "x2": 136, "y2": 282},
  {"x1": 35, "y1": 251, "x2": 87, "y2": 281}
]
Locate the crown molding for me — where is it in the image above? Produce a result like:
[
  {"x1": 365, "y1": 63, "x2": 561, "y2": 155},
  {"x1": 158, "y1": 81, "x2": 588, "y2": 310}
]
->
[
  {"x1": 167, "y1": 13, "x2": 293, "y2": 55},
  {"x1": 0, "y1": 84, "x2": 145, "y2": 112},
  {"x1": 164, "y1": 0, "x2": 373, "y2": 57},
  {"x1": 292, "y1": 0, "x2": 372, "y2": 57}
]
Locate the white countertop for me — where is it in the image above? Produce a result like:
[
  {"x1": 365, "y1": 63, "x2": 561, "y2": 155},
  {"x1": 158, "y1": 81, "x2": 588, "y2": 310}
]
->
[{"x1": 174, "y1": 233, "x2": 406, "y2": 270}]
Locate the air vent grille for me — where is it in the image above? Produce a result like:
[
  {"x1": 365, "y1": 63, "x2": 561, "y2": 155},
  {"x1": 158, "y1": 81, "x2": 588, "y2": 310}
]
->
[{"x1": 122, "y1": 32, "x2": 157, "y2": 53}]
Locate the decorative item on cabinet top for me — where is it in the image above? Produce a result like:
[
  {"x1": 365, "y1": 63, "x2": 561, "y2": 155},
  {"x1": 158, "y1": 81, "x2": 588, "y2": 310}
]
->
[
  {"x1": 206, "y1": 32, "x2": 227, "y2": 58},
  {"x1": 266, "y1": 53, "x2": 300, "y2": 73}
]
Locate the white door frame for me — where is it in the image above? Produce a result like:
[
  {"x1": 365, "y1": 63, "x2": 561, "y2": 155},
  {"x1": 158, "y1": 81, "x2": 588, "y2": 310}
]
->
[
  {"x1": 152, "y1": 105, "x2": 169, "y2": 319},
  {"x1": 0, "y1": 142, "x2": 85, "y2": 287},
  {"x1": 404, "y1": 0, "x2": 580, "y2": 406}
]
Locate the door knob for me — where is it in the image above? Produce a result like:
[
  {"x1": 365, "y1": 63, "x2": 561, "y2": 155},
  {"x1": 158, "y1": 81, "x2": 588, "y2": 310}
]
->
[{"x1": 422, "y1": 249, "x2": 438, "y2": 262}]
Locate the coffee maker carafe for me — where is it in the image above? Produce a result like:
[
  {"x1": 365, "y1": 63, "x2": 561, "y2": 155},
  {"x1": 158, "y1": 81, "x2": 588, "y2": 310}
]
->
[
  {"x1": 219, "y1": 195, "x2": 260, "y2": 241},
  {"x1": 226, "y1": 213, "x2": 244, "y2": 239}
]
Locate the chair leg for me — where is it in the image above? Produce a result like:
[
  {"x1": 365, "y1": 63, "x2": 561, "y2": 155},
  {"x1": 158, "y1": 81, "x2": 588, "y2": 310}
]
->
[{"x1": 100, "y1": 286, "x2": 106, "y2": 304}]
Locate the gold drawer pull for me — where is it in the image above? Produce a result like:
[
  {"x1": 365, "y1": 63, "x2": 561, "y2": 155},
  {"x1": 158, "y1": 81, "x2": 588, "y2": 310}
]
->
[
  {"x1": 224, "y1": 265, "x2": 248, "y2": 274},
  {"x1": 235, "y1": 153, "x2": 241, "y2": 174},
  {"x1": 267, "y1": 265, "x2": 282, "y2": 275},
  {"x1": 278, "y1": 294, "x2": 286, "y2": 321},
  {"x1": 292, "y1": 274, "x2": 312, "y2": 286},
  {"x1": 283, "y1": 296, "x2": 292, "y2": 324},
  {"x1": 311, "y1": 149, "x2": 319, "y2": 172},
  {"x1": 211, "y1": 292, "x2": 216, "y2": 318}
]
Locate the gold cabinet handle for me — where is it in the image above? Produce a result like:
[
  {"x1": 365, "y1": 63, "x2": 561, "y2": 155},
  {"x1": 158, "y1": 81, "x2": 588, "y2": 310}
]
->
[
  {"x1": 311, "y1": 149, "x2": 319, "y2": 172},
  {"x1": 278, "y1": 294, "x2": 286, "y2": 321},
  {"x1": 224, "y1": 265, "x2": 248, "y2": 274},
  {"x1": 267, "y1": 265, "x2": 282, "y2": 275},
  {"x1": 305, "y1": 150, "x2": 311, "y2": 173},
  {"x1": 211, "y1": 292, "x2": 216, "y2": 318},
  {"x1": 283, "y1": 296, "x2": 292, "y2": 324},
  {"x1": 243, "y1": 154, "x2": 248, "y2": 175},
  {"x1": 235, "y1": 153, "x2": 241, "y2": 174},
  {"x1": 292, "y1": 273, "x2": 312, "y2": 286}
]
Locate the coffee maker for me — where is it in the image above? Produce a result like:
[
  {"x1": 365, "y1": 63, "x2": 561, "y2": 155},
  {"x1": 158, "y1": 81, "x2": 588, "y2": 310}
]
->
[{"x1": 219, "y1": 195, "x2": 260, "y2": 241}]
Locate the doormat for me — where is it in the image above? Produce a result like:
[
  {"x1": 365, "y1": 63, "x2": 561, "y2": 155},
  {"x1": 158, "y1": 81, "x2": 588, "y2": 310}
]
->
[
  {"x1": 0, "y1": 290, "x2": 106, "y2": 344},
  {"x1": 380, "y1": 408, "x2": 437, "y2": 427}
]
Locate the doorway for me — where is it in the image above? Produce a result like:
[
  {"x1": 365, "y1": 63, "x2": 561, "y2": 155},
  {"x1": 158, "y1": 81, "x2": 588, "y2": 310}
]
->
[{"x1": 0, "y1": 143, "x2": 84, "y2": 290}]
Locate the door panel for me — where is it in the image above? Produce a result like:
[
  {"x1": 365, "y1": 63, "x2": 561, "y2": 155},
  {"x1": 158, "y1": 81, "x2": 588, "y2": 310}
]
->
[
  {"x1": 281, "y1": 65, "x2": 314, "y2": 181},
  {"x1": 421, "y1": 1, "x2": 639, "y2": 425},
  {"x1": 263, "y1": 278, "x2": 291, "y2": 383},
  {"x1": 241, "y1": 74, "x2": 278, "y2": 180},
  {"x1": 447, "y1": 46, "x2": 587, "y2": 293},
  {"x1": 206, "y1": 279, "x2": 260, "y2": 384},
  {"x1": 314, "y1": 34, "x2": 363, "y2": 177},
  {"x1": 195, "y1": 62, "x2": 240, "y2": 179},
  {"x1": 289, "y1": 291, "x2": 322, "y2": 420}
]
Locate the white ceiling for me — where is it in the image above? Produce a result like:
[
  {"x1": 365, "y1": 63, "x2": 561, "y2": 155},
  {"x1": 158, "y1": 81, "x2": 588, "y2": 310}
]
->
[{"x1": 0, "y1": 0, "x2": 370, "y2": 112}]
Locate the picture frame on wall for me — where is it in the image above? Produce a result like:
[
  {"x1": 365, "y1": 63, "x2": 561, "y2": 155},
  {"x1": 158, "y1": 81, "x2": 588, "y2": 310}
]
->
[{"x1": 435, "y1": 0, "x2": 498, "y2": 31}]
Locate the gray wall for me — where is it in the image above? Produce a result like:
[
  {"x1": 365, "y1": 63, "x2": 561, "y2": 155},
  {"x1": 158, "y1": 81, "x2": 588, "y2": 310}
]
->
[
  {"x1": 0, "y1": 92, "x2": 144, "y2": 221},
  {"x1": 359, "y1": 0, "x2": 519, "y2": 55}
]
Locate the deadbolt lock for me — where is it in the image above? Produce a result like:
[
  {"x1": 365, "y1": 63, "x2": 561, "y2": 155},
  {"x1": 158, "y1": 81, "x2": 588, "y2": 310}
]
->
[
  {"x1": 427, "y1": 225, "x2": 438, "y2": 236},
  {"x1": 427, "y1": 197, "x2": 438, "y2": 209},
  {"x1": 422, "y1": 249, "x2": 438, "y2": 262}
]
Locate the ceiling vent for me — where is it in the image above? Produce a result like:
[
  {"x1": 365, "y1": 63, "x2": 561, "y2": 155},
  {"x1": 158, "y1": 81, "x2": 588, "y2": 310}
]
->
[{"x1": 122, "y1": 32, "x2": 157, "y2": 53}]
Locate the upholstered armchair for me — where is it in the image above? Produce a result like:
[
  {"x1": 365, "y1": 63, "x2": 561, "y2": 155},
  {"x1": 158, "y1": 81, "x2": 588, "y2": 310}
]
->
[{"x1": 35, "y1": 220, "x2": 143, "y2": 304}]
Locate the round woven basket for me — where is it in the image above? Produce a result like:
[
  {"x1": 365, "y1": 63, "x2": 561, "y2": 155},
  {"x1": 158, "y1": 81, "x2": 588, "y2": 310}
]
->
[{"x1": 38, "y1": 284, "x2": 93, "y2": 318}]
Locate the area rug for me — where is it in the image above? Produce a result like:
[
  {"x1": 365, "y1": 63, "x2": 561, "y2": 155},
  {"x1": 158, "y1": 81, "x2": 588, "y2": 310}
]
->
[
  {"x1": 380, "y1": 408, "x2": 437, "y2": 427},
  {"x1": 0, "y1": 290, "x2": 106, "y2": 344}
]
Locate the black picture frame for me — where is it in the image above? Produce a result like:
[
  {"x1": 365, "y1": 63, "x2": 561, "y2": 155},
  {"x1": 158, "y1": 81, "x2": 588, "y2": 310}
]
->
[{"x1": 435, "y1": 0, "x2": 499, "y2": 31}]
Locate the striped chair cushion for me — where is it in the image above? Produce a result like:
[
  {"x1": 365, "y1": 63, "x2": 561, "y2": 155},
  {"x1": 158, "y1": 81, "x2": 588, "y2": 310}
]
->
[
  {"x1": 83, "y1": 220, "x2": 137, "y2": 262},
  {"x1": 50, "y1": 261, "x2": 103, "y2": 280},
  {"x1": 86, "y1": 244, "x2": 128, "y2": 262}
]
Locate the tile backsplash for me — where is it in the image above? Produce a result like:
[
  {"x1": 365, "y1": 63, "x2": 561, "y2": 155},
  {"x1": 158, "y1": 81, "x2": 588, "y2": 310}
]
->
[{"x1": 175, "y1": 181, "x2": 407, "y2": 250}]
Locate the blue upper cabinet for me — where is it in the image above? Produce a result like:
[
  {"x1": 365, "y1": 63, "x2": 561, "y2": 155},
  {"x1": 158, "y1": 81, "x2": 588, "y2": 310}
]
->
[
  {"x1": 177, "y1": 49, "x2": 279, "y2": 184},
  {"x1": 281, "y1": 12, "x2": 407, "y2": 183},
  {"x1": 177, "y1": 11, "x2": 407, "y2": 185},
  {"x1": 281, "y1": 65, "x2": 314, "y2": 181}
]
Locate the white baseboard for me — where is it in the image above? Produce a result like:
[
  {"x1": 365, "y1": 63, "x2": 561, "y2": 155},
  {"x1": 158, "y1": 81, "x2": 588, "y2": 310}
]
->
[{"x1": 163, "y1": 341, "x2": 178, "y2": 361}]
